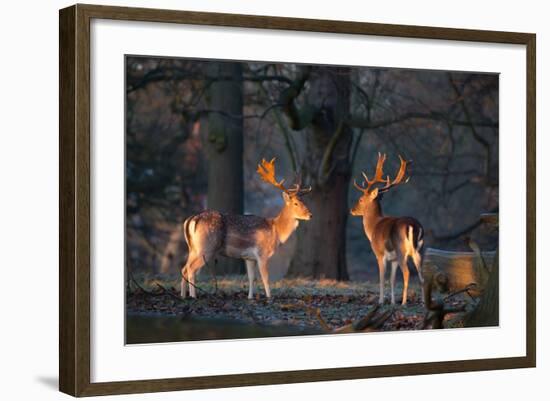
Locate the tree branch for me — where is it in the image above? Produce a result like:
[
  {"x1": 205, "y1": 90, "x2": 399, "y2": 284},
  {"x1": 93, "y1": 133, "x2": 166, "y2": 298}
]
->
[
  {"x1": 256, "y1": 83, "x2": 299, "y2": 171},
  {"x1": 448, "y1": 73, "x2": 494, "y2": 181},
  {"x1": 348, "y1": 111, "x2": 498, "y2": 130},
  {"x1": 278, "y1": 66, "x2": 317, "y2": 130},
  {"x1": 128, "y1": 68, "x2": 294, "y2": 93},
  {"x1": 431, "y1": 207, "x2": 498, "y2": 241},
  {"x1": 318, "y1": 120, "x2": 346, "y2": 185}
]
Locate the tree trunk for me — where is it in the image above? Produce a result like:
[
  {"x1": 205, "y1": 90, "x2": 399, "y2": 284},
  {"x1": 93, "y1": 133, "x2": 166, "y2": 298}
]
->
[
  {"x1": 203, "y1": 62, "x2": 245, "y2": 275},
  {"x1": 287, "y1": 171, "x2": 350, "y2": 279},
  {"x1": 286, "y1": 66, "x2": 352, "y2": 280},
  {"x1": 466, "y1": 249, "x2": 499, "y2": 327},
  {"x1": 465, "y1": 215, "x2": 499, "y2": 327}
]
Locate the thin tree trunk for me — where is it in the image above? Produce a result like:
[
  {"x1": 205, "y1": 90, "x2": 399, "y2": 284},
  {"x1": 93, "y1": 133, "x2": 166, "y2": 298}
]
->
[{"x1": 203, "y1": 62, "x2": 245, "y2": 275}]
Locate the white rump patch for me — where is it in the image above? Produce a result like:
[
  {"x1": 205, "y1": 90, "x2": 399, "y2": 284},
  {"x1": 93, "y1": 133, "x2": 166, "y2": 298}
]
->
[
  {"x1": 402, "y1": 226, "x2": 416, "y2": 256},
  {"x1": 188, "y1": 218, "x2": 196, "y2": 234}
]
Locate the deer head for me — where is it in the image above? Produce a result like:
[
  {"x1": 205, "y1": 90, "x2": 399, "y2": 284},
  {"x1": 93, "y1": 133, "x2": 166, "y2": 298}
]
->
[
  {"x1": 257, "y1": 158, "x2": 312, "y2": 220},
  {"x1": 350, "y1": 153, "x2": 410, "y2": 216}
]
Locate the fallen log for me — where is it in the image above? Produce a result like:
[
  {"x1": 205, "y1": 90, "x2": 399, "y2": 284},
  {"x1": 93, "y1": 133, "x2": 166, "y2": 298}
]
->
[
  {"x1": 308, "y1": 304, "x2": 394, "y2": 333},
  {"x1": 422, "y1": 272, "x2": 467, "y2": 329},
  {"x1": 422, "y1": 248, "x2": 496, "y2": 297}
]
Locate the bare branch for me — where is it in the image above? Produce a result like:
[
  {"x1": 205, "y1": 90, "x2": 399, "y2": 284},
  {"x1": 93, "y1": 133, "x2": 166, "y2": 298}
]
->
[{"x1": 349, "y1": 111, "x2": 498, "y2": 130}]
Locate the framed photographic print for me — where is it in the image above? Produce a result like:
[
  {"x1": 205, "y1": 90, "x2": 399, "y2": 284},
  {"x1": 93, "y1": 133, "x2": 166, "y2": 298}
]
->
[{"x1": 59, "y1": 3, "x2": 536, "y2": 397}]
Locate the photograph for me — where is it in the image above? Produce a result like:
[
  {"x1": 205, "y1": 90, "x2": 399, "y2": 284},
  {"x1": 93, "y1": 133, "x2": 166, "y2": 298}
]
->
[
  {"x1": 124, "y1": 56, "x2": 500, "y2": 344},
  {"x1": 1, "y1": 0, "x2": 543, "y2": 398}
]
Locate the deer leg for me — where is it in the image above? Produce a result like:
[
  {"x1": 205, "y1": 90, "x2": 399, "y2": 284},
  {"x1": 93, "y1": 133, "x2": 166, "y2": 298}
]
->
[
  {"x1": 245, "y1": 260, "x2": 256, "y2": 299},
  {"x1": 188, "y1": 267, "x2": 198, "y2": 299},
  {"x1": 187, "y1": 256, "x2": 207, "y2": 298},
  {"x1": 180, "y1": 254, "x2": 197, "y2": 298},
  {"x1": 412, "y1": 251, "x2": 425, "y2": 303},
  {"x1": 257, "y1": 259, "x2": 271, "y2": 299},
  {"x1": 188, "y1": 268, "x2": 197, "y2": 299},
  {"x1": 377, "y1": 257, "x2": 386, "y2": 304},
  {"x1": 400, "y1": 257, "x2": 410, "y2": 305},
  {"x1": 390, "y1": 260, "x2": 399, "y2": 305},
  {"x1": 180, "y1": 264, "x2": 188, "y2": 298}
]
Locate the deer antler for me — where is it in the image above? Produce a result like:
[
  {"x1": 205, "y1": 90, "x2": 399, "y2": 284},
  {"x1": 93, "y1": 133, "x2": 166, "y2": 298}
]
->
[
  {"x1": 353, "y1": 153, "x2": 410, "y2": 194},
  {"x1": 257, "y1": 158, "x2": 312, "y2": 196},
  {"x1": 257, "y1": 158, "x2": 288, "y2": 193},
  {"x1": 353, "y1": 152, "x2": 389, "y2": 193},
  {"x1": 287, "y1": 172, "x2": 312, "y2": 196},
  {"x1": 379, "y1": 155, "x2": 410, "y2": 193}
]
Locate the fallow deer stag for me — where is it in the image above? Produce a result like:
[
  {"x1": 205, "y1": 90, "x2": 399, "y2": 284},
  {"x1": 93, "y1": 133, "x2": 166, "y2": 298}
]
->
[
  {"x1": 350, "y1": 153, "x2": 424, "y2": 305},
  {"x1": 180, "y1": 158, "x2": 312, "y2": 299}
]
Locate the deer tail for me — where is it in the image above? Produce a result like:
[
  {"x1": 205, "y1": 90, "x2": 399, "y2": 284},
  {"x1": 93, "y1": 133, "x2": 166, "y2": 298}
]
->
[
  {"x1": 415, "y1": 226, "x2": 424, "y2": 254},
  {"x1": 182, "y1": 215, "x2": 197, "y2": 250},
  {"x1": 408, "y1": 224, "x2": 425, "y2": 282}
]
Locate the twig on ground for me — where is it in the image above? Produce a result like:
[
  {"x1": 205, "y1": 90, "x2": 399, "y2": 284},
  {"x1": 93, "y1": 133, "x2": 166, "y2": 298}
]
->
[
  {"x1": 444, "y1": 283, "x2": 477, "y2": 302},
  {"x1": 154, "y1": 282, "x2": 188, "y2": 303},
  {"x1": 308, "y1": 304, "x2": 394, "y2": 333},
  {"x1": 128, "y1": 271, "x2": 153, "y2": 295}
]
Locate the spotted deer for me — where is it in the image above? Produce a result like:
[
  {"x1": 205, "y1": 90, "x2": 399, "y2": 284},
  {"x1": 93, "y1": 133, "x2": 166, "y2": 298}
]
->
[
  {"x1": 181, "y1": 158, "x2": 312, "y2": 299},
  {"x1": 350, "y1": 153, "x2": 424, "y2": 305}
]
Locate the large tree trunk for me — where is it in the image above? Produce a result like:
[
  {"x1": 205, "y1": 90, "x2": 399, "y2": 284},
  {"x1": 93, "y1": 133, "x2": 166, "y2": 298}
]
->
[
  {"x1": 203, "y1": 62, "x2": 245, "y2": 275},
  {"x1": 287, "y1": 172, "x2": 350, "y2": 279},
  {"x1": 286, "y1": 66, "x2": 352, "y2": 280},
  {"x1": 466, "y1": 249, "x2": 499, "y2": 327},
  {"x1": 466, "y1": 215, "x2": 499, "y2": 327}
]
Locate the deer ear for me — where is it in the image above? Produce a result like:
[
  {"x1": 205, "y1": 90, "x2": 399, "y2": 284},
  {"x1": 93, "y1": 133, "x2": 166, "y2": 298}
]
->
[
  {"x1": 369, "y1": 187, "x2": 379, "y2": 199},
  {"x1": 282, "y1": 192, "x2": 290, "y2": 203}
]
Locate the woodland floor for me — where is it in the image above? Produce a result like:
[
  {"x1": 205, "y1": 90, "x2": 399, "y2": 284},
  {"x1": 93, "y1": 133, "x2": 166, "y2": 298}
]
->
[{"x1": 126, "y1": 274, "x2": 473, "y2": 336}]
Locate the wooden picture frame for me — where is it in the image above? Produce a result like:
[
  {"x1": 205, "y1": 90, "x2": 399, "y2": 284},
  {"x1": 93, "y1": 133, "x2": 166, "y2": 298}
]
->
[{"x1": 59, "y1": 3, "x2": 536, "y2": 397}]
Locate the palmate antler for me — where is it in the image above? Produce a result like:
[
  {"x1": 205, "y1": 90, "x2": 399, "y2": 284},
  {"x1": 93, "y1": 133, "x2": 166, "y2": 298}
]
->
[
  {"x1": 257, "y1": 158, "x2": 311, "y2": 195},
  {"x1": 257, "y1": 158, "x2": 287, "y2": 192},
  {"x1": 353, "y1": 153, "x2": 410, "y2": 194}
]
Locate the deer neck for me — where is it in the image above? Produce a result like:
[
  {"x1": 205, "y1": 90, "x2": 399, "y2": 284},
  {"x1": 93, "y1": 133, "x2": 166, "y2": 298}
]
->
[
  {"x1": 272, "y1": 204, "x2": 299, "y2": 245},
  {"x1": 362, "y1": 200, "x2": 383, "y2": 241}
]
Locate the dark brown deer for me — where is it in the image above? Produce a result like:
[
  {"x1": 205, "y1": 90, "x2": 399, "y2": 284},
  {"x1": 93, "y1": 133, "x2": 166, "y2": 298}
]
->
[
  {"x1": 350, "y1": 153, "x2": 424, "y2": 305},
  {"x1": 181, "y1": 158, "x2": 312, "y2": 299}
]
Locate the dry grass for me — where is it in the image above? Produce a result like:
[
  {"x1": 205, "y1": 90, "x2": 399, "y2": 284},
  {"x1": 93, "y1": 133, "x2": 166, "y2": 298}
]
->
[{"x1": 129, "y1": 271, "x2": 423, "y2": 299}]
